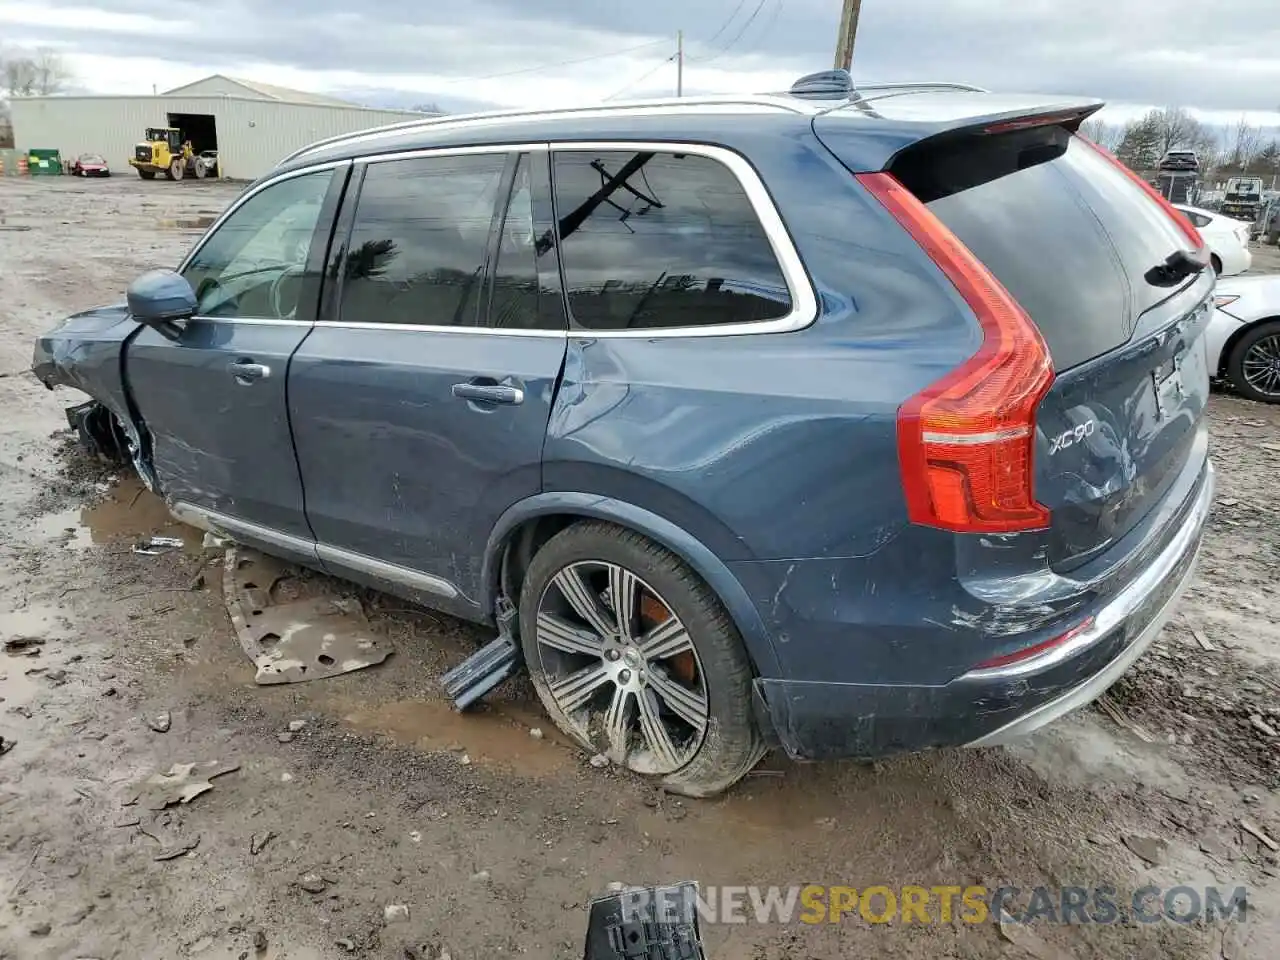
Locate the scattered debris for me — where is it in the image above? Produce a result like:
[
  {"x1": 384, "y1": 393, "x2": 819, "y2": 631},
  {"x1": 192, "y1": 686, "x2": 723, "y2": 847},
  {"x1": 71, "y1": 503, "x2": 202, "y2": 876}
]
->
[
  {"x1": 29, "y1": 921, "x2": 52, "y2": 937},
  {"x1": 0, "y1": 736, "x2": 13, "y2": 757},
  {"x1": 277, "y1": 732, "x2": 294, "y2": 744},
  {"x1": 250, "y1": 831, "x2": 276, "y2": 855},
  {"x1": 458, "y1": 754, "x2": 472, "y2": 766},
  {"x1": 1189, "y1": 627, "x2": 1216, "y2": 652},
  {"x1": 440, "y1": 600, "x2": 520, "y2": 709},
  {"x1": 606, "y1": 881, "x2": 626, "y2": 892},
  {"x1": 114, "y1": 816, "x2": 141, "y2": 829},
  {"x1": 287, "y1": 719, "x2": 307, "y2": 733},
  {"x1": 588, "y1": 754, "x2": 609, "y2": 769},
  {"x1": 103, "y1": 687, "x2": 117, "y2": 697},
  {"x1": 223, "y1": 548, "x2": 392, "y2": 684},
  {"x1": 1250, "y1": 715, "x2": 1278, "y2": 738},
  {"x1": 298, "y1": 872, "x2": 327, "y2": 894},
  {"x1": 1240, "y1": 819, "x2": 1279, "y2": 852},
  {"x1": 126, "y1": 760, "x2": 240, "y2": 810},
  {"x1": 1122, "y1": 834, "x2": 1168, "y2": 866},
  {"x1": 147, "y1": 712, "x2": 171, "y2": 734},
  {"x1": 202, "y1": 532, "x2": 229, "y2": 550},
  {"x1": 334, "y1": 938, "x2": 355, "y2": 952},
  {"x1": 409, "y1": 831, "x2": 422, "y2": 843},
  {"x1": 253, "y1": 929, "x2": 268, "y2": 953},
  {"x1": 469, "y1": 870, "x2": 491, "y2": 884},
  {"x1": 2, "y1": 636, "x2": 39, "y2": 652},
  {"x1": 132, "y1": 535, "x2": 185, "y2": 556},
  {"x1": 153, "y1": 835, "x2": 201, "y2": 861},
  {"x1": 384, "y1": 904, "x2": 410, "y2": 924},
  {"x1": 44, "y1": 668, "x2": 67, "y2": 684},
  {"x1": 529, "y1": 727, "x2": 544, "y2": 740},
  {"x1": 1096, "y1": 695, "x2": 1154, "y2": 742},
  {"x1": 280, "y1": 772, "x2": 293, "y2": 783},
  {"x1": 996, "y1": 912, "x2": 1075, "y2": 960}
]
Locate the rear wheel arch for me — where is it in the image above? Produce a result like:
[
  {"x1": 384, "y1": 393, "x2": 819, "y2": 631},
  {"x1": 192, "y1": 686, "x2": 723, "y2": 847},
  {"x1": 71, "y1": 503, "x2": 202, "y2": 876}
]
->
[{"x1": 483, "y1": 495, "x2": 783, "y2": 680}]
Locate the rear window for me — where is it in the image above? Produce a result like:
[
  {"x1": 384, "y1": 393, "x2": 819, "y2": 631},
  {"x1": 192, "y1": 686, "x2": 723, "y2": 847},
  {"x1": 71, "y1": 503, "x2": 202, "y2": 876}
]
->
[{"x1": 891, "y1": 127, "x2": 1190, "y2": 370}]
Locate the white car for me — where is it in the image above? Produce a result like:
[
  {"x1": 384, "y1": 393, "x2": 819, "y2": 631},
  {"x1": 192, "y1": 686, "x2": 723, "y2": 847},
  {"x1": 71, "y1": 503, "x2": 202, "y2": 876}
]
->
[
  {"x1": 1206, "y1": 274, "x2": 1280, "y2": 403},
  {"x1": 1174, "y1": 204, "x2": 1252, "y2": 276}
]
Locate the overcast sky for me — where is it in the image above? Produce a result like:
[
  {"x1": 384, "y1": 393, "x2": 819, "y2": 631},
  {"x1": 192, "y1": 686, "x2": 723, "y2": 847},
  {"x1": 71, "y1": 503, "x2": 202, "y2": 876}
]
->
[{"x1": 2, "y1": 0, "x2": 1279, "y2": 127}]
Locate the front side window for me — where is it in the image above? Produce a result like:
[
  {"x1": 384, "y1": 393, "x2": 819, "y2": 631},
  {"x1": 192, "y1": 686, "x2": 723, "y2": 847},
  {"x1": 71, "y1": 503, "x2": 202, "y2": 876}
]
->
[
  {"x1": 340, "y1": 154, "x2": 507, "y2": 327},
  {"x1": 183, "y1": 169, "x2": 333, "y2": 319},
  {"x1": 552, "y1": 150, "x2": 792, "y2": 332}
]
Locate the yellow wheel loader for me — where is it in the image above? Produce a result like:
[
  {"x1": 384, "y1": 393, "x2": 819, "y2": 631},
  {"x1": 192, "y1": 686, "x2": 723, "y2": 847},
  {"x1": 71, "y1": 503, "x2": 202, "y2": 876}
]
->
[{"x1": 128, "y1": 128, "x2": 212, "y2": 181}]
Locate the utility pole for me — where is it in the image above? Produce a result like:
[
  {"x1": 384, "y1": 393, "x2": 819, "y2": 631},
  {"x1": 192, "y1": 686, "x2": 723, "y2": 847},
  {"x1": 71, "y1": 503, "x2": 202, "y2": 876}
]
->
[
  {"x1": 833, "y1": 0, "x2": 863, "y2": 71},
  {"x1": 677, "y1": 30, "x2": 684, "y2": 97}
]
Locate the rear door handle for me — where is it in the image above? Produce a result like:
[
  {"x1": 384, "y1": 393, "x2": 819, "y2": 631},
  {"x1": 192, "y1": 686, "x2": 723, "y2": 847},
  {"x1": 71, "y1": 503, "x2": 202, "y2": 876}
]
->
[
  {"x1": 228, "y1": 360, "x2": 271, "y2": 385},
  {"x1": 452, "y1": 382, "x2": 524, "y2": 405}
]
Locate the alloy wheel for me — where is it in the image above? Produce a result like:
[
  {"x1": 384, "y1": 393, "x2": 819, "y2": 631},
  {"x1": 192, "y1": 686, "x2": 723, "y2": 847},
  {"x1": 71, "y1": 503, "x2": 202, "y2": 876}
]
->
[
  {"x1": 1241, "y1": 333, "x2": 1280, "y2": 398},
  {"x1": 533, "y1": 560, "x2": 710, "y2": 775}
]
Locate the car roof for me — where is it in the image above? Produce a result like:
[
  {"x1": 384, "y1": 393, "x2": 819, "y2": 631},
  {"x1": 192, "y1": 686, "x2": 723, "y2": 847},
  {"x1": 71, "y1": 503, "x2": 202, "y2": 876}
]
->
[{"x1": 275, "y1": 86, "x2": 1104, "y2": 176}]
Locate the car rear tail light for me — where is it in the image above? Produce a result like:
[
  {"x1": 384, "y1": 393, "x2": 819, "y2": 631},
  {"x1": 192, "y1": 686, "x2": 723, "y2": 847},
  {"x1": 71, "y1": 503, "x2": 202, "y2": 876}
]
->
[
  {"x1": 857, "y1": 172, "x2": 1054, "y2": 534},
  {"x1": 1078, "y1": 137, "x2": 1205, "y2": 252},
  {"x1": 972, "y1": 617, "x2": 1096, "y2": 671},
  {"x1": 1214, "y1": 295, "x2": 1240, "y2": 309}
]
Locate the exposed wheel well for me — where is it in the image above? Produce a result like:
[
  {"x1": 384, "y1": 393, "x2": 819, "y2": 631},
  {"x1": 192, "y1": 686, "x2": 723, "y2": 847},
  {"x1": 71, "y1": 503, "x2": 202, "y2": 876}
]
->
[
  {"x1": 494, "y1": 513, "x2": 764, "y2": 678},
  {"x1": 1220, "y1": 316, "x2": 1280, "y2": 376},
  {"x1": 1211, "y1": 253, "x2": 1223, "y2": 274}
]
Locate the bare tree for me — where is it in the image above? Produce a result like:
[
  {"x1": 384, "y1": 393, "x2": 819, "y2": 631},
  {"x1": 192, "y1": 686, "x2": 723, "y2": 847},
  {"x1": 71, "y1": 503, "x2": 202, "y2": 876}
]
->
[
  {"x1": 0, "y1": 47, "x2": 71, "y2": 97},
  {"x1": 1080, "y1": 116, "x2": 1122, "y2": 151},
  {"x1": 32, "y1": 48, "x2": 70, "y2": 95},
  {"x1": 1228, "y1": 115, "x2": 1263, "y2": 171},
  {"x1": 1152, "y1": 106, "x2": 1202, "y2": 155}
]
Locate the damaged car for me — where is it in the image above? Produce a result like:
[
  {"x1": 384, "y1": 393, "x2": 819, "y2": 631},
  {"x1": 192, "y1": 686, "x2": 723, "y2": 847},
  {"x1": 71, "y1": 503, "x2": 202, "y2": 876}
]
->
[{"x1": 34, "y1": 71, "x2": 1215, "y2": 796}]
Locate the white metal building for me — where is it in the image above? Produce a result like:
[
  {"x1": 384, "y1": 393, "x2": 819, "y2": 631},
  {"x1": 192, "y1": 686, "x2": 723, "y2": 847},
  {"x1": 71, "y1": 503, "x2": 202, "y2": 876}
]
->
[{"x1": 8, "y1": 75, "x2": 428, "y2": 180}]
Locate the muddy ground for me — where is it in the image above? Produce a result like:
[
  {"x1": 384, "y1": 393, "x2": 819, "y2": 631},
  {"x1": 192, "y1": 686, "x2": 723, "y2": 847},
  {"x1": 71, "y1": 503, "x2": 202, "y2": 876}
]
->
[{"x1": 1, "y1": 176, "x2": 1279, "y2": 960}]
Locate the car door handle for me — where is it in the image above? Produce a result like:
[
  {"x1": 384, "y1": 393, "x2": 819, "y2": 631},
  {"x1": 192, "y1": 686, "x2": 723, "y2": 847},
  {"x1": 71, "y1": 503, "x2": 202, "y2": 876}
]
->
[
  {"x1": 228, "y1": 360, "x2": 271, "y2": 385},
  {"x1": 452, "y1": 382, "x2": 524, "y2": 405}
]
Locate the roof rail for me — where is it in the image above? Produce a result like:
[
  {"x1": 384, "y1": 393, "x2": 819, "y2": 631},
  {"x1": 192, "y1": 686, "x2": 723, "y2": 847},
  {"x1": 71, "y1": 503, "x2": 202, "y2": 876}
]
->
[
  {"x1": 788, "y1": 70, "x2": 987, "y2": 101},
  {"x1": 853, "y1": 81, "x2": 990, "y2": 94},
  {"x1": 277, "y1": 95, "x2": 809, "y2": 167}
]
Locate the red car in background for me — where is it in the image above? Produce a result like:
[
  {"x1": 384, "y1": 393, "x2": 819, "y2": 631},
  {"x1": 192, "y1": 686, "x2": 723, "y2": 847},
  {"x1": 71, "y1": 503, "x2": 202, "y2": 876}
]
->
[{"x1": 72, "y1": 154, "x2": 111, "y2": 177}]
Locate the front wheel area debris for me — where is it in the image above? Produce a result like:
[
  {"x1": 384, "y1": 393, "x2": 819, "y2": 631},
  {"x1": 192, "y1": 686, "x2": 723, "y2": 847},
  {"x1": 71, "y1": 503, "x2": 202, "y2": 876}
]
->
[
  {"x1": 222, "y1": 547, "x2": 391, "y2": 684},
  {"x1": 440, "y1": 597, "x2": 521, "y2": 710},
  {"x1": 65, "y1": 400, "x2": 129, "y2": 463}
]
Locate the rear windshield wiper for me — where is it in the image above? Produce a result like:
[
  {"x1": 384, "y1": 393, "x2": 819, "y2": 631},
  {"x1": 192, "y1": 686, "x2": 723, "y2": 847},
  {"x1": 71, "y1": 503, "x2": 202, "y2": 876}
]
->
[{"x1": 1145, "y1": 249, "x2": 1207, "y2": 287}]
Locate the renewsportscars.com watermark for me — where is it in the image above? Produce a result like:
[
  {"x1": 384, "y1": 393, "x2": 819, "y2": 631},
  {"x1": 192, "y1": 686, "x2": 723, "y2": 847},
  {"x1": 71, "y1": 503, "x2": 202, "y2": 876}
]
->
[{"x1": 616, "y1": 884, "x2": 1249, "y2": 926}]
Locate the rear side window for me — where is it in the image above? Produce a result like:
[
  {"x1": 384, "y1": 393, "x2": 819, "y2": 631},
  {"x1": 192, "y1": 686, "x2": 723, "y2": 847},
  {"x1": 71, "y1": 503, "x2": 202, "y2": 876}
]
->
[
  {"x1": 890, "y1": 128, "x2": 1191, "y2": 370},
  {"x1": 552, "y1": 149, "x2": 791, "y2": 332},
  {"x1": 340, "y1": 154, "x2": 506, "y2": 327}
]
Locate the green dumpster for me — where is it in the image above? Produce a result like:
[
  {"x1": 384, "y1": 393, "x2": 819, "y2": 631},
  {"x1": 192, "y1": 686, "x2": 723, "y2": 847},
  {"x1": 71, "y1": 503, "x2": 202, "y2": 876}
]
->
[{"x1": 27, "y1": 148, "x2": 62, "y2": 176}]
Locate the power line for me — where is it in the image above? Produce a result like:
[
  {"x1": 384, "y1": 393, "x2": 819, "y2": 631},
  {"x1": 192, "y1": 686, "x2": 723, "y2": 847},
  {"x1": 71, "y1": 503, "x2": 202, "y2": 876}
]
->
[
  {"x1": 736, "y1": 0, "x2": 785, "y2": 57},
  {"x1": 602, "y1": 55, "x2": 678, "y2": 102},
  {"x1": 703, "y1": 0, "x2": 750, "y2": 45},
  {"x1": 693, "y1": 0, "x2": 770, "y2": 63},
  {"x1": 446, "y1": 39, "x2": 669, "y2": 84}
]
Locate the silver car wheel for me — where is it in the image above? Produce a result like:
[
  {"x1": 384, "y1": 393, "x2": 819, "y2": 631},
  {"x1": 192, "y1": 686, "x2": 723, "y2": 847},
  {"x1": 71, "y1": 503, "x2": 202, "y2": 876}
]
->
[
  {"x1": 1241, "y1": 333, "x2": 1280, "y2": 397},
  {"x1": 534, "y1": 560, "x2": 710, "y2": 775}
]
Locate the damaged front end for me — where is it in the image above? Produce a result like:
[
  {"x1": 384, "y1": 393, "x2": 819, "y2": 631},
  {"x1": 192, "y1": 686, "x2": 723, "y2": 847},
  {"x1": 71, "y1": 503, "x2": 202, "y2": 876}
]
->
[{"x1": 32, "y1": 304, "x2": 157, "y2": 489}]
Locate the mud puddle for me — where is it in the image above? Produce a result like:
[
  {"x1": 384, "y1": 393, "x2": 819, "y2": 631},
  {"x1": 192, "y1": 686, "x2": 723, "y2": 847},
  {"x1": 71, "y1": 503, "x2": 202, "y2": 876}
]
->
[
  {"x1": 338, "y1": 695, "x2": 571, "y2": 775},
  {"x1": 31, "y1": 473, "x2": 202, "y2": 551}
]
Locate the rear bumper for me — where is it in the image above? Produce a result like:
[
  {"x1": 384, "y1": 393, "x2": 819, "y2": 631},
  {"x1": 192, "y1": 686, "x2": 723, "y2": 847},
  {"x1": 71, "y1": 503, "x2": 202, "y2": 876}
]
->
[{"x1": 753, "y1": 461, "x2": 1213, "y2": 760}]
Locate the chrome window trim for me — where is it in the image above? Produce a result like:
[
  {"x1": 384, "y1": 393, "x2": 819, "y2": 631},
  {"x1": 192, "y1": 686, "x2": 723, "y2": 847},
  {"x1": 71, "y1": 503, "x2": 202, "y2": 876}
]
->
[
  {"x1": 197, "y1": 142, "x2": 817, "y2": 340},
  {"x1": 313, "y1": 321, "x2": 565, "y2": 337},
  {"x1": 355, "y1": 142, "x2": 547, "y2": 166},
  {"x1": 549, "y1": 140, "x2": 818, "y2": 339}
]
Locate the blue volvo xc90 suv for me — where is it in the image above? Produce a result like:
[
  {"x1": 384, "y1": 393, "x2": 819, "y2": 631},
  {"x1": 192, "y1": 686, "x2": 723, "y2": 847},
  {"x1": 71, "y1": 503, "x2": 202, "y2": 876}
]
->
[{"x1": 34, "y1": 72, "x2": 1215, "y2": 795}]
